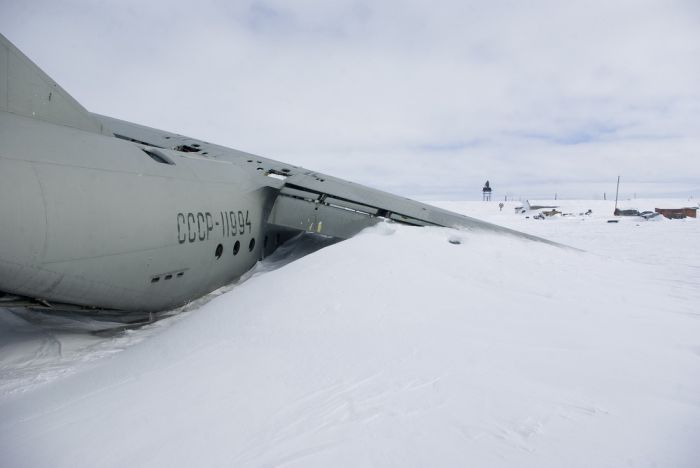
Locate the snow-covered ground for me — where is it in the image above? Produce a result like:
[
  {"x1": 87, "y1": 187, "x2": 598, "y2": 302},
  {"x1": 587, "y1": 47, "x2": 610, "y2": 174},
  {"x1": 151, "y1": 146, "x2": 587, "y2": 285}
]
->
[{"x1": 1, "y1": 199, "x2": 699, "y2": 467}]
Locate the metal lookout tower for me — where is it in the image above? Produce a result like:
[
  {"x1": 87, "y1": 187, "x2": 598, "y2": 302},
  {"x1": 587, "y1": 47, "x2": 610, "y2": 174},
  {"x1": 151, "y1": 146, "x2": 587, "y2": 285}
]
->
[{"x1": 482, "y1": 180, "x2": 493, "y2": 201}]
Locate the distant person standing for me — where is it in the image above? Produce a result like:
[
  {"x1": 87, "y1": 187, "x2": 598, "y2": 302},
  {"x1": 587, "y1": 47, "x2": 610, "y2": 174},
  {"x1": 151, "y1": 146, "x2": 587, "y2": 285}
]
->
[{"x1": 499, "y1": 202, "x2": 504, "y2": 211}]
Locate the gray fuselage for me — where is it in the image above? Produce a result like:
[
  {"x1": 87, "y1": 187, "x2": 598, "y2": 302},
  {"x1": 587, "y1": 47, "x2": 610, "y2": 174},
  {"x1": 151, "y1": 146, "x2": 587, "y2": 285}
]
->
[{"x1": 0, "y1": 111, "x2": 282, "y2": 311}]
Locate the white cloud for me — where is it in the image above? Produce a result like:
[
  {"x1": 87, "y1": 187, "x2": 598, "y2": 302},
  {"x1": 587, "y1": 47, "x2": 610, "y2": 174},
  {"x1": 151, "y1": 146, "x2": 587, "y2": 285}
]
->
[{"x1": 2, "y1": 0, "x2": 698, "y2": 199}]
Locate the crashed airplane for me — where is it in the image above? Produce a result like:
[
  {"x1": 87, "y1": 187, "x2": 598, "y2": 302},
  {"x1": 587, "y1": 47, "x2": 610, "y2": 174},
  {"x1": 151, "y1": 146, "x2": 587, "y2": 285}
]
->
[{"x1": 0, "y1": 34, "x2": 548, "y2": 313}]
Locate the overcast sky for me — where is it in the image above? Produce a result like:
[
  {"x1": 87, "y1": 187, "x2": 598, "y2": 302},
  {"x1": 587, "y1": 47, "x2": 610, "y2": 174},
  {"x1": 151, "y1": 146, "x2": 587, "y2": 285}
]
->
[{"x1": 2, "y1": 0, "x2": 699, "y2": 200}]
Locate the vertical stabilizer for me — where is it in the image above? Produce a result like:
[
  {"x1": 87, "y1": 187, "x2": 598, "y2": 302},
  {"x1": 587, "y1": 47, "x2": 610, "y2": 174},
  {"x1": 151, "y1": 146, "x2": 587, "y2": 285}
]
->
[{"x1": 0, "y1": 34, "x2": 111, "y2": 135}]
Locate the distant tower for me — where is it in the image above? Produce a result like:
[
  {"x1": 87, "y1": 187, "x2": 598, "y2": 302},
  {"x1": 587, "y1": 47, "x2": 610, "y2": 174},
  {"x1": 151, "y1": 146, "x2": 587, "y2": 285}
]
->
[{"x1": 482, "y1": 180, "x2": 492, "y2": 201}]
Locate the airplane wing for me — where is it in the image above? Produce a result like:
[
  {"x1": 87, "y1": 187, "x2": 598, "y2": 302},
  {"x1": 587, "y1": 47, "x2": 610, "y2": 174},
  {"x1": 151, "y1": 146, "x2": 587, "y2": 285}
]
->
[
  {"x1": 96, "y1": 114, "x2": 554, "y2": 244},
  {"x1": 4, "y1": 31, "x2": 538, "y2": 245}
]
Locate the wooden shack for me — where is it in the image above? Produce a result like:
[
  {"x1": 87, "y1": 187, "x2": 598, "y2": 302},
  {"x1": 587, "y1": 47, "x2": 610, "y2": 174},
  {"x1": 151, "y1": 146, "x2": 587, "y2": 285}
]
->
[{"x1": 654, "y1": 207, "x2": 697, "y2": 219}]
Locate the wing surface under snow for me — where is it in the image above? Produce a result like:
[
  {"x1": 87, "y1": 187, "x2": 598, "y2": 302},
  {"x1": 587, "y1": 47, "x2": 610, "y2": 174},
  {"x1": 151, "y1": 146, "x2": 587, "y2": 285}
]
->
[{"x1": 94, "y1": 115, "x2": 556, "y2": 244}]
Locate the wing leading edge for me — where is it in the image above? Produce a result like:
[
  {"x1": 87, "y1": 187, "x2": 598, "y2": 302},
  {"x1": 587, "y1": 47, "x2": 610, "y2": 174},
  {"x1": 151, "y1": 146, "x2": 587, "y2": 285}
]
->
[{"x1": 95, "y1": 114, "x2": 557, "y2": 245}]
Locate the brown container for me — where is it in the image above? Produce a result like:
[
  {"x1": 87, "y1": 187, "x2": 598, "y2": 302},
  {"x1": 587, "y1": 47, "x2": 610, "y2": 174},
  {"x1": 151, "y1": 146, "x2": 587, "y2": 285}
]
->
[{"x1": 654, "y1": 207, "x2": 697, "y2": 219}]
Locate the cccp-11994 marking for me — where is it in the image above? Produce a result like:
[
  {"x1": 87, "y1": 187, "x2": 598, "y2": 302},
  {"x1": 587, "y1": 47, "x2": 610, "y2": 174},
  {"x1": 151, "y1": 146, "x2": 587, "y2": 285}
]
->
[{"x1": 177, "y1": 210, "x2": 252, "y2": 244}]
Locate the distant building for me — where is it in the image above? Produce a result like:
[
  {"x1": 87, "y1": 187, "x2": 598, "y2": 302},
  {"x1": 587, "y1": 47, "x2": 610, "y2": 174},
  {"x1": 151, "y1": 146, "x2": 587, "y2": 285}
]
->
[
  {"x1": 655, "y1": 207, "x2": 697, "y2": 219},
  {"x1": 614, "y1": 208, "x2": 640, "y2": 216}
]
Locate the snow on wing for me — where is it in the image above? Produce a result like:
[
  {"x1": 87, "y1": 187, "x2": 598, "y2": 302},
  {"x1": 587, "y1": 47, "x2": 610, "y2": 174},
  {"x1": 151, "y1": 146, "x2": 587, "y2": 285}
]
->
[{"x1": 94, "y1": 114, "x2": 556, "y2": 243}]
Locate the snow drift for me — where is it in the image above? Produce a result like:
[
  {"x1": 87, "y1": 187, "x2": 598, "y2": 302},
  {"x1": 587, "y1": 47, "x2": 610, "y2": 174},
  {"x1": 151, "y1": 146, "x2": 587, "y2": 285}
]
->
[{"x1": 1, "y1": 200, "x2": 699, "y2": 467}]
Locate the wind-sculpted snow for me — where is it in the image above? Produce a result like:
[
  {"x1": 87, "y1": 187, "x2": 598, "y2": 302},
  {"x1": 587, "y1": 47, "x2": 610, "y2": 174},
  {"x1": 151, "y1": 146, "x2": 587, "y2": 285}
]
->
[{"x1": 0, "y1": 200, "x2": 699, "y2": 467}]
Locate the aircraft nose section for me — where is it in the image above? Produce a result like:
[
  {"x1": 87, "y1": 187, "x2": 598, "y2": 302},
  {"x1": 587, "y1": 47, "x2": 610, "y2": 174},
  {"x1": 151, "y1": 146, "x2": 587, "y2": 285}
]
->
[{"x1": 0, "y1": 158, "x2": 47, "y2": 293}]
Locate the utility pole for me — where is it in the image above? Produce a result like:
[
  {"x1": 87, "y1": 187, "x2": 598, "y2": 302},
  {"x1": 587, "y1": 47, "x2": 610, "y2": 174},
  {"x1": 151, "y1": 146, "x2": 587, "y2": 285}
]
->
[{"x1": 614, "y1": 176, "x2": 620, "y2": 213}]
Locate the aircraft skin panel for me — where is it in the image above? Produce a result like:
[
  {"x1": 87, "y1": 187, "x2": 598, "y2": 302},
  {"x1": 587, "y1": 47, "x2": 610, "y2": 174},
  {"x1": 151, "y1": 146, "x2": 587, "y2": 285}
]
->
[
  {"x1": 0, "y1": 41, "x2": 7, "y2": 110},
  {"x1": 0, "y1": 157, "x2": 46, "y2": 268},
  {"x1": 268, "y1": 195, "x2": 380, "y2": 239}
]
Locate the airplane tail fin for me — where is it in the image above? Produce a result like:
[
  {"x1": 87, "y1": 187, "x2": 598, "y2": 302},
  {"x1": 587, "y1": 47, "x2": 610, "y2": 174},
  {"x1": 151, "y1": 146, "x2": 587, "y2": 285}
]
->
[{"x1": 0, "y1": 33, "x2": 111, "y2": 135}]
